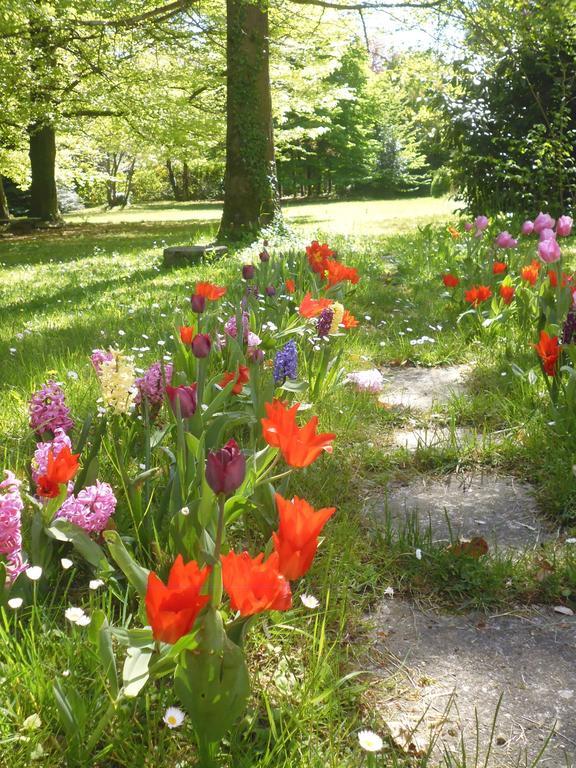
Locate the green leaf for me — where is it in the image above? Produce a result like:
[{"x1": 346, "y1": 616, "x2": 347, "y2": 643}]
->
[
  {"x1": 88, "y1": 610, "x2": 119, "y2": 698},
  {"x1": 46, "y1": 519, "x2": 112, "y2": 573},
  {"x1": 122, "y1": 646, "x2": 153, "y2": 698},
  {"x1": 103, "y1": 531, "x2": 149, "y2": 596}
]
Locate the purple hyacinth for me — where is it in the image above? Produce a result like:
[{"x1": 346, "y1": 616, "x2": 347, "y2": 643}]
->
[
  {"x1": 91, "y1": 349, "x2": 115, "y2": 375},
  {"x1": 56, "y1": 481, "x2": 117, "y2": 533},
  {"x1": 0, "y1": 471, "x2": 27, "y2": 582},
  {"x1": 316, "y1": 308, "x2": 334, "y2": 338},
  {"x1": 273, "y1": 340, "x2": 298, "y2": 385},
  {"x1": 134, "y1": 362, "x2": 173, "y2": 407},
  {"x1": 29, "y1": 380, "x2": 74, "y2": 436},
  {"x1": 562, "y1": 311, "x2": 576, "y2": 345}
]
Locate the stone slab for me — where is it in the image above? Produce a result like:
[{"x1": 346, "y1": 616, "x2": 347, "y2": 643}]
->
[
  {"x1": 378, "y1": 364, "x2": 469, "y2": 411},
  {"x1": 163, "y1": 244, "x2": 227, "y2": 267},
  {"x1": 365, "y1": 471, "x2": 553, "y2": 549},
  {"x1": 369, "y1": 600, "x2": 576, "y2": 767}
]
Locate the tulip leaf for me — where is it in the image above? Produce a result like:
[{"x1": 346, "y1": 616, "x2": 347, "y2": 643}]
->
[
  {"x1": 122, "y1": 646, "x2": 153, "y2": 698},
  {"x1": 280, "y1": 378, "x2": 308, "y2": 392},
  {"x1": 88, "y1": 610, "x2": 119, "y2": 699},
  {"x1": 103, "y1": 531, "x2": 149, "y2": 597},
  {"x1": 111, "y1": 627, "x2": 154, "y2": 649},
  {"x1": 46, "y1": 519, "x2": 112, "y2": 574}
]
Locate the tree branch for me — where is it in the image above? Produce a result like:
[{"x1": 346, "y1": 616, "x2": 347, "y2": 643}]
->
[
  {"x1": 74, "y1": 0, "x2": 198, "y2": 28},
  {"x1": 289, "y1": 0, "x2": 440, "y2": 9},
  {"x1": 62, "y1": 109, "x2": 124, "y2": 117}
]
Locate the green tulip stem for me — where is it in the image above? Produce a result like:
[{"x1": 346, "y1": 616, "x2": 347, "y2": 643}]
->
[{"x1": 210, "y1": 494, "x2": 226, "y2": 606}]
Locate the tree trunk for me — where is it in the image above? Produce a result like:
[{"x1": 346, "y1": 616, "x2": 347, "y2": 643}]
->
[
  {"x1": 28, "y1": 121, "x2": 60, "y2": 222},
  {"x1": 218, "y1": 0, "x2": 280, "y2": 241},
  {"x1": 0, "y1": 176, "x2": 10, "y2": 219},
  {"x1": 182, "y1": 160, "x2": 191, "y2": 200},
  {"x1": 166, "y1": 159, "x2": 180, "y2": 200},
  {"x1": 122, "y1": 156, "x2": 136, "y2": 208}
]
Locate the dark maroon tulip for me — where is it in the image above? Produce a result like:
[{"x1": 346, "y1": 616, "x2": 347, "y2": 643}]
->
[
  {"x1": 166, "y1": 384, "x2": 197, "y2": 418},
  {"x1": 247, "y1": 348, "x2": 265, "y2": 364},
  {"x1": 205, "y1": 439, "x2": 246, "y2": 496},
  {"x1": 242, "y1": 265, "x2": 255, "y2": 280},
  {"x1": 265, "y1": 284, "x2": 276, "y2": 297},
  {"x1": 259, "y1": 249, "x2": 270, "y2": 263},
  {"x1": 191, "y1": 294, "x2": 206, "y2": 314},
  {"x1": 191, "y1": 333, "x2": 211, "y2": 359}
]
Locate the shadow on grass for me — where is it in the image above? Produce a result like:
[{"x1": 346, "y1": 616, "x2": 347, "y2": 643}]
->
[{"x1": 0, "y1": 220, "x2": 219, "y2": 267}]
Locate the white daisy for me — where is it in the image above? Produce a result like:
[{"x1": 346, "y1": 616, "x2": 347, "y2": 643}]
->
[
  {"x1": 358, "y1": 729, "x2": 383, "y2": 752},
  {"x1": 61, "y1": 558, "x2": 73, "y2": 570},
  {"x1": 25, "y1": 566, "x2": 43, "y2": 581},
  {"x1": 89, "y1": 579, "x2": 104, "y2": 590},
  {"x1": 65, "y1": 607, "x2": 90, "y2": 626},
  {"x1": 7, "y1": 597, "x2": 23, "y2": 609},
  {"x1": 300, "y1": 594, "x2": 320, "y2": 609},
  {"x1": 163, "y1": 707, "x2": 185, "y2": 729}
]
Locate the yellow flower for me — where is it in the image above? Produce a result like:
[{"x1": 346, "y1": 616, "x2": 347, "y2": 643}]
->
[{"x1": 329, "y1": 302, "x2": 344, "y2": 334}]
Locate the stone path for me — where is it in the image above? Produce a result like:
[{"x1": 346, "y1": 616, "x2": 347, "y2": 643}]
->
[
  {"x1": 378, "y1": 364, "x2": 469, "y2": 411},
  {"x1": 366, "y1": 364, "x2": 574, "y2": 766},
  {"x1": 370, "y1": 601, "x2": 576, "y2": 768},
  {"x1": 391, "y1": 425, "x2": 501, "y2": 452},
  {"x1": 366, "y1": 471, "x2": 554, "y2": 550}
]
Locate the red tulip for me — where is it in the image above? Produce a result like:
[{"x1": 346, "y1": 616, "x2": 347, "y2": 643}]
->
[
  {"x1": 36, "y1": 445, "x2": 80, "y2": 498},
  {"x1": 179, "y1": 326, "x2": 194, "y2": 345},
  {"x1": 191, "y1": 333, "x2": 211, "y2": 358},
  {"x1": 221, "y1": 551, "x2": 291, "y2": 616},
  {"x1": 272, "y1": 494, "x2": 335, "y2": 580}
]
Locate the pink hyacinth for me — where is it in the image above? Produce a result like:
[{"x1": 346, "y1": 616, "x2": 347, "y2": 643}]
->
[
  {"x1": 533, "y1": 212, "x2": 555, "y2": 234},
  {"x1": 538, "y1": 238, "x2": 561, "y2": 263},
  {"x1": 224, "y1": 312, "x2": 261, "y2": 348},
  {"x1": 31, "y1": 427, "x2": 72, "y2": 485},
  {"x1": 0, "y1": 471, "x2": 26, "y2": 582},
  {"x1": 134, "y1": 362, "x2": 173, "y2": 407},
  {"x1": 56, "y1": 481, "x2": 117, "y2": 533},
  {"x1": 29, "y1": 380, "x2": 74, "y2": 436},
  {"x1": 474, "y1": 215, "x2": 489, "y2": 231},
  {"x1": 91, "y1": 349, "x2": 115, "y2": 375},
  {"x1": 495, "y1": 231, "x2": 517, "y2": 249},
  {"x1": 521, "y1": 220, "x2": 534, "y2": 235},
  {"x1": 556, "y1": 216, "x2": 573, "y2": 237}
]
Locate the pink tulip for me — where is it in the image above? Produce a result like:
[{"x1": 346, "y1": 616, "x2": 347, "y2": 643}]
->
[
  {"x1": 495, "y1": 231, "x2": 517, "y2": 248},
  {"x1": 474, "y1": 215, "x2": 489, "y2": 231},
  {"x1": 533, "y1": 212, "x2": 556, "y2": 234},
  {"x1": 539, "y1": 228, "x2": 556, "y2": 241},
  {"x1": 464, "y1": 222, "x2": 473, "y2": 232},
  {"x1": 556, "y1": 215, "x2": 573, "y2": 237},
  {"x1": 538, "y1": 238, "x2": 561, "y2": 263},
  {"x1": 521, "y1": 220, "x2": 534, "y2": 235}
]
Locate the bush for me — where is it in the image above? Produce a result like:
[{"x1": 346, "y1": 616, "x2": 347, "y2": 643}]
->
[{"x1": 430, "y1": 167, "x2": 451, "y2": 197}]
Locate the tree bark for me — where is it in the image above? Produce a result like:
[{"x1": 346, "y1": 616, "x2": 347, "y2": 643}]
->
[
  {"x1": 28, "y1": 121, "x2": 61, "y2": 222},
  {"x1": 217, "y1": 0, "x2": 280, "y2": 241},
  {"x1": 0, "y1": 176, "x2": 10, "y2": 219}
]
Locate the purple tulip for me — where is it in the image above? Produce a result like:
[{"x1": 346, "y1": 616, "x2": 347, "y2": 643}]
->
[
  {"x1": 205, "y1": 439, "x2": 246, "y2": 496},
  {"x1": 474, "y1": 215, "x2": 489, "y2": 231},
  {"x1": 556, "y1": 215, "x2": 573, "y2": 237},
  {"x1": 166, "y1": 384, "x2": 197, "y2": 418},
  {"x1": 533, "y1": 212, "x2": 556, "y2": 234},
  {"x1": 495, "y1": 231, "x2": 518, "y2": 249},
  {"x1": 538, "y1": 238, "x2": 562, "y2": 263},
  {"x1": 521, "y1": 220, "x2": 534, "y2": 235},
  {"x1": 247, "y1": 347, "x2": 265, "y2": 364},
  {"x1": 539, "y1": 228, "x2": 556, "y2": 241},
  {"x1": 191, "y1": 333, "x2": 211, "y2": 359},
  {"x1": 265, "y1": 284, "x2": 276, "y2": 297},
  {"x1": 242, "y1": 264, "x2": 255, "y2": 280},
  {"x1": 191, "y1": 294, "x2": 206, "y2": 314},
  {"x1": 259, "y1": 249, "x2": 270, "y2": 262}
]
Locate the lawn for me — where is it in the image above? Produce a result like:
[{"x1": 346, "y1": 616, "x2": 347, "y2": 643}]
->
[{"x1": 1, "y1": 197, "x2": 575, "y2": 767}]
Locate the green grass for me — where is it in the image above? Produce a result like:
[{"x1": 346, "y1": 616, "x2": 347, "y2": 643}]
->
[{"x1": 1, "y1": 197, "x2": 575, "y2": 767}]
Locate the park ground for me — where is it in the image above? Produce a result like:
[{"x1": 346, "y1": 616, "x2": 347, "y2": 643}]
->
[{"x1": 1, "y1": 196, "x2": 575, "y2": 767}]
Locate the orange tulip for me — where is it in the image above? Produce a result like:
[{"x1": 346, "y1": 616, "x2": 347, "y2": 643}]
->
[
  {"x1": 521, "y1": 260, "x2": 541, "y2": 286},
  {"x1": 272, "y1": 493, "x2": 335, "y2": 580},
  {"x1": 179, "y1": 325, "x2": 194, "y2": 345},
  {"x1": 286, "y1": 279, "x2": 296, "y2": 294},
  {"x1": 221, "y1": 551, "x2": 291, "y2": 616},
  {"x1": 261, "y1": 399, "x2": 335, "y2": 467},
  {"x1": 442, "y1": 273, "x2": 459, "y2": 288},
  {"x1": 36, "y1": 445, "x2": 80, "y2": 498},
  {"x1": 195, "y1": 281, "x2": 227, "y2": 300},
  {"x1": 220, "y1": 365, "x2": 250, "y2": 395},
  {"x1": 298, "y1": 293, "x2": 332, "y2": 319},
  {"x1": 341, "y1": 309, "x2": 358, "y2": 328},
  {"x1": 145, "y1": 555, "x2": 210, "y2": 644},
  {"x1": 493, "y1": 261, "x2": 507, "y2": 274},
  {"x1": 447, "y1": 225, "x2": 460, "y2": 239},
  {"x1": 464, "y1": 285, "x2": 492, "y2": 307},
  {"x1": 323, "y1": 259, "x2": 360, "y2": 287},
  {"x1": 306, "y1": 241, "x2": 334, "y2": 274},
  {"x1": 499, "y1": 285, "x2": 515, "y2": 305},
  {"x1": 534, "y1": 331, "x2": 560, "y2": 376}
]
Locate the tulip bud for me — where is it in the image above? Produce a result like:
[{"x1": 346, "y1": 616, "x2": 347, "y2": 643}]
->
[
  {"x1": 247, "y1": 347, "x2": 265, "y2": 364},
  {"x1": 191, "y1": 333, "x2": 211, "y2": 358},
  {"x1": 259, "y1": 249, "x2": 270, "y2": 263},
  {"x1": 166, "y1": 384, "x2": 197, "y2": 418},
  {"x1": 265, "y1": 284, "x2": 276, "y2": 297},
  {"x1": 191, "y1": 294, "x2": 206, "y2": 314},
  {"x1": 180, "y1": 326, "x2": 194, "y2": 345},
  {"x1": 242, "y1": 265, "x2": 255, "y2": 280},
  {"x1": 205, "y1": 439, "x2": 246, "y2": 496}
]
